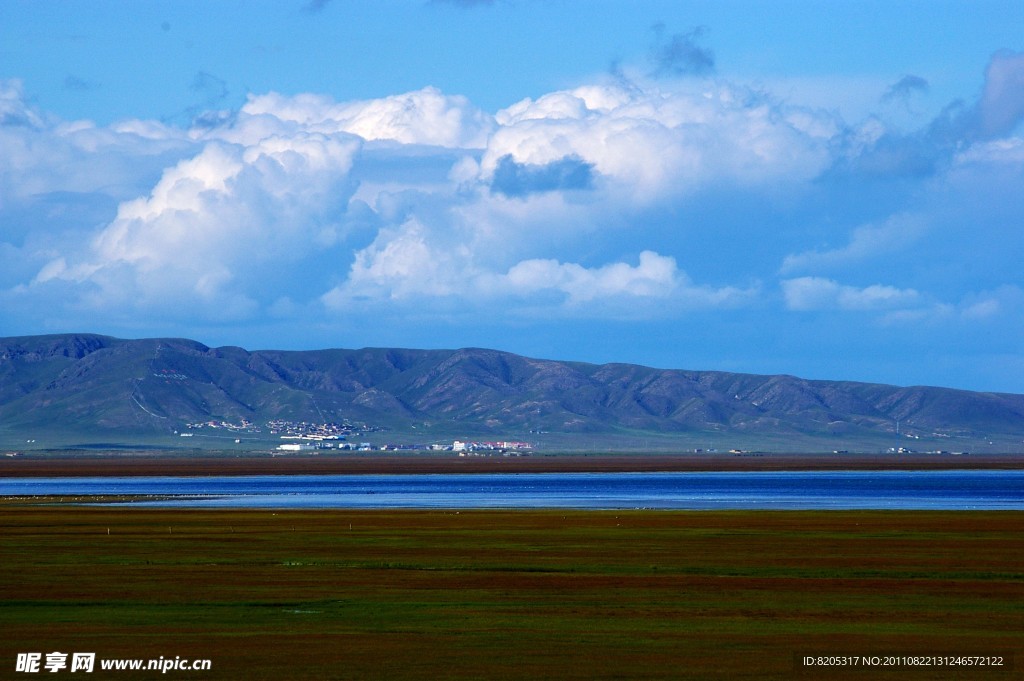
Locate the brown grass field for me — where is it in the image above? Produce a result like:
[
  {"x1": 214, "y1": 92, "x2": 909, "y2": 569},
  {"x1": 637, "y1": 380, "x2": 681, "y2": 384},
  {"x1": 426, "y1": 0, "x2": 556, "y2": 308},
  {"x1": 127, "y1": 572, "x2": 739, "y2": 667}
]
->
[
  {"x1": 2, "y1": 451, "x2": 1023, "y2": 477},
  {"x1": 1, "y1": 505, "x2": 1022, "y2": 680}
]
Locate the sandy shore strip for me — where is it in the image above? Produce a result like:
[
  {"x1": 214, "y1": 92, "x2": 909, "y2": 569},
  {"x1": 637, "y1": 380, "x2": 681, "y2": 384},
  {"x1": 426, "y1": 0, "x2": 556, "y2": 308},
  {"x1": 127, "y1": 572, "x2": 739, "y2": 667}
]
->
[{"x1": 1, "y1": 451, "x2": 1022, "y2": 477}]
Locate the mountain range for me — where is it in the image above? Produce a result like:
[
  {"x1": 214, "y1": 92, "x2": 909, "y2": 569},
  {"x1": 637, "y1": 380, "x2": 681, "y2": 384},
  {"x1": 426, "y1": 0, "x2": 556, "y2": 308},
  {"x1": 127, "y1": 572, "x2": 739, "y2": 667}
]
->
[{"x1": 1, "y1": 333, "x2": 1023, "y2": 450}]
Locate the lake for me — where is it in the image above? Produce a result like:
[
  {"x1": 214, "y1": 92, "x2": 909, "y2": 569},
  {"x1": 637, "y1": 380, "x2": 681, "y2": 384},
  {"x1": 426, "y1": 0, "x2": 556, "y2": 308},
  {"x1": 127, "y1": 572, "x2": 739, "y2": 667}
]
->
[{"x1": 3, "y1": 470, "x2": 1023, "y2": 510}]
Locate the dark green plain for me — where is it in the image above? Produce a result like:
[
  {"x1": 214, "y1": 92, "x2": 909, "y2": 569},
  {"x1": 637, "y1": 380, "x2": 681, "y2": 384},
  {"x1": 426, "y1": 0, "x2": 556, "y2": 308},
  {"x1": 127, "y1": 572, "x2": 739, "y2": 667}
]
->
[{"x1": 1, "y1": 506, "x2": 1021, "y2": 680}]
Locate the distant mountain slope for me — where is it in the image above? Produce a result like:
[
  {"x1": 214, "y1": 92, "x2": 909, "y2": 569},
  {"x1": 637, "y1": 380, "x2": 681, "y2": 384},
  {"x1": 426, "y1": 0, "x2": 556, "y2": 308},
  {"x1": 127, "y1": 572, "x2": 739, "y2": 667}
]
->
[{"x1": 1, "y1": 333, "x2": 1023, "y2": 443}]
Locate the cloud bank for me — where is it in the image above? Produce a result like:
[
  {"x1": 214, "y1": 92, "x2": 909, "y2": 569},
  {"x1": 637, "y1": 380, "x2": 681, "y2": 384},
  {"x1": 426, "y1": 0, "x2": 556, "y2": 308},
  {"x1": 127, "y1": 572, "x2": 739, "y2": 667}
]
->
[{"x1": 2, "y1": 49, "x2": 1024, "y2": 389}]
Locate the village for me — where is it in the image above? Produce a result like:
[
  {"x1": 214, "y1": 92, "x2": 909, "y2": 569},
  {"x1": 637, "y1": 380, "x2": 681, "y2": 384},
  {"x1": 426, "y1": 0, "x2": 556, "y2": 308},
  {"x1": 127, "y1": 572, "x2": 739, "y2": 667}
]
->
[
  {"x1": 181, "y1": 418, "x2": 382, "y2": 439},
  {"x1": 179, "y1": 418, "x2": 533, "y2": 454},
  {"x1": 275, "y1": 438, "x2": 534, "y2": 455}
]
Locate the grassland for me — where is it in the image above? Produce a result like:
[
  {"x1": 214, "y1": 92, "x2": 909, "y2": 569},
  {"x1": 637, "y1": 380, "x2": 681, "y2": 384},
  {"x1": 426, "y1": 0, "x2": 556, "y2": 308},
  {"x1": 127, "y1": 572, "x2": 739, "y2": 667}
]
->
[{"x1": 1, "y1": 507, "x2": 1021, "y2": 680}]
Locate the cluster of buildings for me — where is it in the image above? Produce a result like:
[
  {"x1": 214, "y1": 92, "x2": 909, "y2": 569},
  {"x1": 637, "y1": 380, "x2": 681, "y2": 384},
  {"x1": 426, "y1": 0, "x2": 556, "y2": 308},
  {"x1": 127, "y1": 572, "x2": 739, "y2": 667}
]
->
[
  {"x1": 181, "y1": 416, "x2": 535, "y2": 455},
  {"x1": 181, "y1": 418, "x2": 382, "y2": 440},
  {"x1": 452, "y1": 440, "x2": 533, "y2": 452},
  {"x1": 267, "y1": 419, "x2": 378, "y2": 439},
  {"x1": 276, "y1": 441, "x2": 369, "y2": 452},
  {"x1": 183, "y1": 419, "x2": 258, "y2": 433},
  {"x1": 276, "y1": 439, "x2": 534, "y2": 454}
]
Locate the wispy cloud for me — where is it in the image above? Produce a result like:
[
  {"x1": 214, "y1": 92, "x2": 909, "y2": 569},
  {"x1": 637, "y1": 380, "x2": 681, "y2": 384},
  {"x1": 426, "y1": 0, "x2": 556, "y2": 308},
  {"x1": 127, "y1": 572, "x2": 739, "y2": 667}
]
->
[
  {"x1": 881, "y1": 74, "x2": 929, "y2": 103},
  {"x1": 649, "y1": 24, "x2": 714, "y2": 78},
  {"x1": 190, "y1": 71, "x2": 228, "y2": 103},
  {"x1": 972, "y1": 49, "x2": 1024, "y2": 139},
  {"x1": 302, "y1": 0, "x2": 332, "y2": 14},
  {"x1": 780, "y1": 214, "x2": 926, "y2": 274},
  {"x1": 0, "y1": 80, "x2": 46, "y2": 128},
  {"x1": 63, "y1": 75, "x2": 100, "y2": 92},
  {"x1": 781, "y1": 277, "x2": 920, "y2": 312},
  {"x1": 429, "y1": 0, "x2": 495, "y2": 7},
  {"x1": 839, "y1": 50, "x2": 1024, "y2": 180}
]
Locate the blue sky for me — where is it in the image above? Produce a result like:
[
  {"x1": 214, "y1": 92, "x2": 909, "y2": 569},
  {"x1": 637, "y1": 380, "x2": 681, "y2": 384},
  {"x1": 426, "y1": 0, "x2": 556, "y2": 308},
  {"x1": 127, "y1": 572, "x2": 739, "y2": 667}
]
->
[{"x1": 2, "y1": 1, "x2": 1023, "y2": 393}]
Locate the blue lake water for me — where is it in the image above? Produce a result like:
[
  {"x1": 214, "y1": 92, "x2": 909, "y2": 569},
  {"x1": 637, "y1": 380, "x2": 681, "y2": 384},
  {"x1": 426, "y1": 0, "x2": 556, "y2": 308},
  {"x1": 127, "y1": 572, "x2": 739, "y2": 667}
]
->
[{"x1": 2, "y1": 470, "x2": 1023, "y2": 510}]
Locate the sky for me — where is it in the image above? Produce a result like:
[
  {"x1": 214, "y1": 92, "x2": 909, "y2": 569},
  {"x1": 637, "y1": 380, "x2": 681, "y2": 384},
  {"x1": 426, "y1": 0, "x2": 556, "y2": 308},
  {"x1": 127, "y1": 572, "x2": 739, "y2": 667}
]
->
[{"x1": 1, "y1": 1, "x2": 1023, "y2": 393}]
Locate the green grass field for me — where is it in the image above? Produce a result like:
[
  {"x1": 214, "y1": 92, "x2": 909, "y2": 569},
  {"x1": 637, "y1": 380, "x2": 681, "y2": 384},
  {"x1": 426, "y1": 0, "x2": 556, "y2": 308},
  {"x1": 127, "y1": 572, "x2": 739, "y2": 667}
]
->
[{"x1": 1, "y1": 507, "x2": 1021, "y2": 679}]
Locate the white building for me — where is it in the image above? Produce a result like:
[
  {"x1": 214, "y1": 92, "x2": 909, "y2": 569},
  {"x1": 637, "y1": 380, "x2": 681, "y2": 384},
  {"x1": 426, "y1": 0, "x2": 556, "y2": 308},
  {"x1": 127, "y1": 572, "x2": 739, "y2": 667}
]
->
[{"x1": 277, "y1": 443, "x2": 316, "y2": 452}]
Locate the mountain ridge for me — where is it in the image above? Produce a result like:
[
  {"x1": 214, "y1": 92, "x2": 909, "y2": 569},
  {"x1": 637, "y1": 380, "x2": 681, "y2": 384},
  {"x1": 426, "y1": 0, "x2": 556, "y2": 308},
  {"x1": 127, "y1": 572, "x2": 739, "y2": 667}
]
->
[{"x1": 1, "y1": 333, "x2": 1023, "y2": 448}]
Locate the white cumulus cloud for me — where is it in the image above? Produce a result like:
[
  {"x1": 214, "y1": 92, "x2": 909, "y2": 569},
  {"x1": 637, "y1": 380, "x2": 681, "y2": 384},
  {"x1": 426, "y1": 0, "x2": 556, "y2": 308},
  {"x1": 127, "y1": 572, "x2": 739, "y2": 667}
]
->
[
  {"x1": 325, "y1": 242, "x2": 755, "y2": 316},
  {"x1": 502, "y1": 250, "x2": 679, "y2": 302},
  {"x1": 43, "y1": 132, "x2": 361, "y2": 313},
  {"x1": 328, "y1": 218, "x2": 463, "y2": 302},
  {"x1": 239, "y1": 86, "x2": 494, "y2": 148},
  {"x1": 482, "y1": 80, "x2": 838, "y2": 200}
]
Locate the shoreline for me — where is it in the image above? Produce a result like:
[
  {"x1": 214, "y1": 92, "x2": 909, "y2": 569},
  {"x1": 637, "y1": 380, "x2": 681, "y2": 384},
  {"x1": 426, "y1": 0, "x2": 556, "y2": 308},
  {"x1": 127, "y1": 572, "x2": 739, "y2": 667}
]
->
[{"x1": 1, "y1": 451, "x2": 1022, "y2": 477}]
